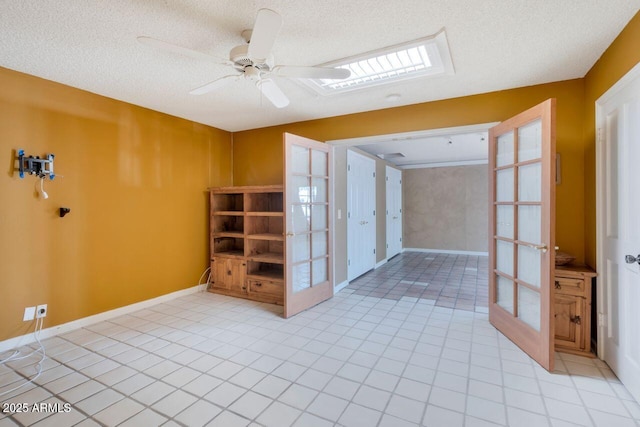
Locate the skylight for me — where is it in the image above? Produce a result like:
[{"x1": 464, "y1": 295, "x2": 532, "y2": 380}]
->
[{"x1": 303, "y1": 30, "x2": 454, "y2": 95}]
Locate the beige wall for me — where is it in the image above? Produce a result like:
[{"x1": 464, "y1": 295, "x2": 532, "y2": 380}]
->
[{"x1": 403, "y1": 165, "x2": 488, "y2": 252}]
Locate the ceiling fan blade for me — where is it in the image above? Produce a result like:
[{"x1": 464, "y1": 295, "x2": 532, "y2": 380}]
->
[
  {"x1": 190, "y1": 75, "x2": 240, "y2": 95},
  {"x1": 272, "y1": 65, "x2": 351, "y2": 80},
  {"x1": 256, "y1": 78, "x2": 289, "y2": 108},
  {"x1": 137, "y1": 36, "x2": 229, "y2": 64},
  {"x1": 247, "y1": 9, "x2": 282, "y2": 63}
]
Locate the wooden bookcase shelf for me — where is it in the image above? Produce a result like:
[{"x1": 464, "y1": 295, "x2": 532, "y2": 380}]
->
[{"x1": 209, "y1": 186, "x2": 284, "y2": 305}]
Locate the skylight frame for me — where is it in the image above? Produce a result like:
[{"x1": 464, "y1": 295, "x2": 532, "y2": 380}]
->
[{"x1": 302, "y1": 30, "x2": 454, "y2": 95}]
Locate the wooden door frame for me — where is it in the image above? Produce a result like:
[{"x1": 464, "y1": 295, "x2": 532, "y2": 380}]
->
[{"x1": 595, "y1": 61, "x2": 640, "y2": 359}]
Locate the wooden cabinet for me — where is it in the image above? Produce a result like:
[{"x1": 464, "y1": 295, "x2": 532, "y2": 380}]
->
[
  {"x1": 554, "y1": 265, "x2": 597, "y2": 357},
  {"x1": 209, "y1": 186, "x2": 284, "y2": 305}
]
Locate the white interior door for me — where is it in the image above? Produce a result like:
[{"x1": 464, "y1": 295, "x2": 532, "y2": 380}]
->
[
  {"x1": 386, "y1": 166, "x2": 402, "y2": 259},
  {"x1": 489, "y1": 99, "x2": 556, "y2": 371},
  {"x1": 597, "y1": 66, "x2": 640, "y2": 403},
  {"x1": 284, "y1": 133, "x2": 333, "y2": 318},
  {"x1": 347, "y1": 150, "x2": 376, "y2": 281}
]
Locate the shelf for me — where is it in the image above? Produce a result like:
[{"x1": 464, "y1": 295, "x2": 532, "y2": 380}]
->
[
  {"x1": 246, "y1": 212, "x2": 283, "y2": 217},
  {"x1": 247, "y1": 261, "x2": 284, "y2": 280},
  {"x1": 213, "y1": 232, "x2": 244, "y2": 238},
  {"x1": 212, "y1": 250, "x2": 245, "y2": 259},
  {"x1": 213, "y1": 211, "x2": 245, "y2": 216},
  {"x1": 247, "y1": 253, "x2": 284, "y2": 264},
  {"x1": 247, "y1": 233, "x2": 284, "y2": 241}
]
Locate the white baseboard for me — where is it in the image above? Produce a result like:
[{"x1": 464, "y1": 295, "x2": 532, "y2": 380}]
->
[
  {"x1": 375, "y1": 259, "x2": 388, "y2": 269},
  {"x1": 0, "y1": 285, "x2": 202, "y2": 354},
  {"x1": 404, "y1": 248, "x2": 489, "y2": 256},
  {"x1": 334, "y1": 280, "x2": 349, "y2": 293}
]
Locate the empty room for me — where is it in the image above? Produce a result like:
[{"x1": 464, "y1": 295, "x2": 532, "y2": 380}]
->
[{"x1": 1, "y1": 2, "x2": 640, "y2": 426}]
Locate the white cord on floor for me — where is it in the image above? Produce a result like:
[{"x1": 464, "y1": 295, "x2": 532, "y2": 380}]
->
[
  {"x1": 198, "y1": 266, "x2": 212, "y2": 292},
  {"x1": 0, "y1": 317, "x2": 47, "y2": 397}
]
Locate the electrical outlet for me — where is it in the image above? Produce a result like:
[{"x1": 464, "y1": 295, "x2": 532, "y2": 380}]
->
[
  {"x1": 23, "y1": 306, "x2": 36, "y2": 321},
  {"x1": 36, "y1": 304, "x2": 47, "y2": 318}
]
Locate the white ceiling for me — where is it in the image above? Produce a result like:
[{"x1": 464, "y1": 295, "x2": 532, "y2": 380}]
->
[
  {"x1": 331, "y1": 124, "x2": 493, "y2": 168},
  {"x1": 1, "y1": 1, "x2": 637, "y2": 132}
]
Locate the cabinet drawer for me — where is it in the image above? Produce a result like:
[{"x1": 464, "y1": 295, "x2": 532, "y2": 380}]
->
[
  {"x1": 247, "y1": 279, "x2": 282, "y2": 296},
  {"x1": 554, "y1": 277, "x2": 585, "y2": 296}
]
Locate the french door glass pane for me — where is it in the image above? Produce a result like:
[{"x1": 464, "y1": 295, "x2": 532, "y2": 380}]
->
[
  {"x1": 496, "y1": 240, "x2": 514, "y2": 276},
  {"x1": 518, "y1": 119, "x2": 542, "y2": 162},
  {"x1": 312, "y1": 149, "x2": 328, "y2": 176},
  {"x1": 311, "y1": 204, "x2": 327, "y2": 230},
  {"x1": 518, "y1": 205, "x2": 541, "y2": 244},
  {"x1": 497, "y1": 132, "x2": 514, "y2": 166},
  {"x1": 292, "y1": 234, "x2": 310, "y2": 262},
  {"x1": 518, "y1": 162, "x2": 542, "y2": 202},
  {"x1": 497, "y1": 275, "x2": 514, "y2": 314},
  {"x1": 312, "y1": 258, "x2": 328, "y2": 285},
  {"x1": 518, "y1": 285, "x2": 541, "y2": 331},
  {"x1": 312, "y1": 178, "x2": 327, "y2": 203},
  {"x1": 292, "y1": 146, "x2": 309, "y2": 174},
  {"x1": 496, "y1": 168, "x2": 514, "y2": 202},
  {"x1": 496, "y1": 205, "x2": 514, "y2": 239},
  {"x1": 293, "y1": 176, "x2": 311, "y2": 203},
  {"x1": 312, "y1": 232, "x2": 328, "y2": 258},
  {"x1": 293, "y1": 262, "x2": 311, "y2": 293},
  {"x1": 292, "y1": 205, "x2": 311, "y2": 233},
  {"x1": 517, "y1": 244, "x2": 541, "y2": 287}
]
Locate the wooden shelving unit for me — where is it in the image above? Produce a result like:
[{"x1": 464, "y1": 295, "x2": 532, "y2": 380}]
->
[{"x1": 209, "y1": 185, "x2": 284, "y2": 305}]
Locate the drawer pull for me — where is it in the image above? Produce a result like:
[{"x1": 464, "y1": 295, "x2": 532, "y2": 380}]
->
[
  {"x1": 570, "y1": 315, "x2": 581, "y2": 325},
  {"x1": 255, "y1": 282, "x2": 262, "y2": 287},
  {"x1": 555, "y1": 281, "x2": 561, "y2": 289}
]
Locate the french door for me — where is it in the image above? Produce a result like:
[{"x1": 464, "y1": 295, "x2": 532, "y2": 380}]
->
[
  {"x1": 597, "y1": 65, "x2": 640, "y2": 403},
  {"x1": 386, "y1": 166, "x2": 403, "y2": 259},
  {"x1": 489, "y1": 99, "x2": 556, "y2": 371},
  {"x1": 284, "y1": 133, "x2": 333, "y2": 317}
]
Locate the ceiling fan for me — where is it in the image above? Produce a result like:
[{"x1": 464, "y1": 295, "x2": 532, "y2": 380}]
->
[{"x1": 138, "y1": 8, "x2": 351, "y2": 108}]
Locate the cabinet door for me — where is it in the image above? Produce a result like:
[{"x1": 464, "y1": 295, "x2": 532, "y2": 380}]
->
[
  {"x1": 211, "y1": 258, "x2": 246, "y2": 293},
  {"x1": 554, "y1": 294, "x2": 584, "y2": 350}
]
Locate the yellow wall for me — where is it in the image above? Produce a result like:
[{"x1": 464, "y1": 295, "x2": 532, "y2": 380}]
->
[
  {"x1": 0, "y1": 67, "x2": 232, "y2": 341},
  {"x1": 234, "y1": 79, "x2": 587, "y2": 264},
  {"x1": 583, "y1": 13, "x2": 640, "y2": 267}
]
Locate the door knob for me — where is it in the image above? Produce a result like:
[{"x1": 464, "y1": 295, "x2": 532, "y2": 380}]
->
[{"x1": 625, "y1": 254, "x2": 640, "y2": 265}]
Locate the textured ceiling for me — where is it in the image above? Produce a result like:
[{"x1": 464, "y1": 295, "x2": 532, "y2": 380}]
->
[{"x1": 1, "y1": 1, "x2": 637, "y2": 132}]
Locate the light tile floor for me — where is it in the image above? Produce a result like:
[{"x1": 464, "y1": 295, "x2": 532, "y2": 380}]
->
[
  {"x1": 346, "y1": 252, "x2": 489, "y2": 312},
  {"x1": 1, "y1": 288, "x2": 639, "y2": 426}
]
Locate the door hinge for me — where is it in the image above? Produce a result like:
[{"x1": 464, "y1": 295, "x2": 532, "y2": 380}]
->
[
  {"x1": 348, "y1": 259, "x2": 350, "y2": 266},
  {"x1": 386, "y1": 210, "x2": 389, "y2": 215},
  {"x1": 348, "y1": 164, "x2": 351, "y2": 171},
  {"x1": 348, "y1": 212, "x2": 351, "y2": 218},
  {"x1": 386, "y1": 244, "x2": 389, "y2": 248},
  {"x1": 373, "y1": 210, "x2": 376, "y2": 216},
  {"x1": 373, "y1": 248, "x2": 376, "y2": 254},
  {"x1": 386, "y1": 176, "x2": 389, "y2": 181},
  {"x1": 598, "y1": 313, "x2": 607, "y2": 327},
  {"x1": 373, "y1": 172, "x2": 376, "y2": 178}
]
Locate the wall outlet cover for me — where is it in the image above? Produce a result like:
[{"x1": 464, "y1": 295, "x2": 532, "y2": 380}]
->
[
  {"x1": 23, "y1": 306, "x2": 36, "y2": 321},
  {"x1": 36, "y1": 304, "x2": 47, "y2": 318}
]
